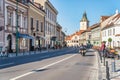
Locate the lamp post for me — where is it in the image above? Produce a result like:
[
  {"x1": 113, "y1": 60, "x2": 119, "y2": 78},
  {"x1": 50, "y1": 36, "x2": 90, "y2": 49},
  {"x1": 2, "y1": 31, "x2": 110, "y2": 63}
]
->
[{"x1": 16, "y1": 0, "x2": 19, "y2": 56}]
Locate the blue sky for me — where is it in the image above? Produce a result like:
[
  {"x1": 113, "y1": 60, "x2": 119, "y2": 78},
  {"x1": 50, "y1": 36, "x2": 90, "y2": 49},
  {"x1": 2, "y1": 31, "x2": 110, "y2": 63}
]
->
[{"x1": 50, "y1": 0, "x2": 120, "y2": 35}]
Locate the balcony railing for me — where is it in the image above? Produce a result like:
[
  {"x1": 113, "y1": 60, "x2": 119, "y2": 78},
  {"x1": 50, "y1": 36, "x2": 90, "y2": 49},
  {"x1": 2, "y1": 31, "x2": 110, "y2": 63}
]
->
[{"x1": 6, "y1": 25, "x2": 27, "y2": 34}]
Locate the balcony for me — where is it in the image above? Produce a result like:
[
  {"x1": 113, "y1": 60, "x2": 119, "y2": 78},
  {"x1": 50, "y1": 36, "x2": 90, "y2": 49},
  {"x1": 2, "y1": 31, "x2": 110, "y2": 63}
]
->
[{"x1": 6, "y1": 25, "x2": 27, "y2": 34}]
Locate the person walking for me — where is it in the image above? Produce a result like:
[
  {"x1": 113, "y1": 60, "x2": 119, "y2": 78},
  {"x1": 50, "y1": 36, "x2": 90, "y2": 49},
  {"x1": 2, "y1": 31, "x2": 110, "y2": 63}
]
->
[{"x1": 100, "y1": 42, "x2": 106, "y2": 56}]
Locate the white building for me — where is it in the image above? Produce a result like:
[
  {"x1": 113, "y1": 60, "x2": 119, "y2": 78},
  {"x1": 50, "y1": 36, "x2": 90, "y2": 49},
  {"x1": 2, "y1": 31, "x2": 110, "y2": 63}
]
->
[
  {"x1": 0, "y1": 0, "x2": 4, "y2": 51},
  {"x1": 4, "y1": 0, "x2": 28, "y2": 52},
  {"x1": 101, "y1": 10, "x2": 120, "y2": 48}
]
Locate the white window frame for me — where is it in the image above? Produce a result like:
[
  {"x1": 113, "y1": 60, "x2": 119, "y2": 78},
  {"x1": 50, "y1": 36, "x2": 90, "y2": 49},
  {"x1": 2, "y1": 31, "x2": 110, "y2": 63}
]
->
[
  {"x1": 18, "y1": 15, "x2": 21, "y2": 27},
  {"x1": 0, "y1": 0, "x2": 3, "y2": 12},
  {"x1": 23, "y1": 16, "x2": 27, "y2": 29},
  {"x1": 7, "y1": 12, "x2": 13, "y2": 26}
]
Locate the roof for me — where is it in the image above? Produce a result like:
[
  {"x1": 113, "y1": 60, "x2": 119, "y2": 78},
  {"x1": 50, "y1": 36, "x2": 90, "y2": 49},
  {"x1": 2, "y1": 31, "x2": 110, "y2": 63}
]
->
[
  {"x1": 65, "y1": 30, "x2": 85, "y2": 40},
  {"x1": 75, "y1": 30, "x2": 85, "y2": 35},
  {"x1": 86, "y1": 27, "x2": 91, "y2": 32},
  {"x1": 90, "y1": 23, "x2": 100, "y2": 29},
  {"x1": 80, "y1": 12, "x2": 89, "y2": 22},
  {"x1": 102, "y1": 13, "x2": 120, "y2": 30},
  {"x1": 65, "y1": 36, "x2": 72, "y2": 40},
  {"x1": 100, "y1": 16, "x2": 110, "y2": 22},
  {"x1": 46, "y1": 0, "x2": 58, "y2": 14}
]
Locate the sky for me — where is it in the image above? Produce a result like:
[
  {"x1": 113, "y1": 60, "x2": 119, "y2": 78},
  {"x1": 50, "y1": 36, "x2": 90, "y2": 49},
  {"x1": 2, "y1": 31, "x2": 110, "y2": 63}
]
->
[{"x1": 50, "y1": 0, "x2": 120, "y2": 35}]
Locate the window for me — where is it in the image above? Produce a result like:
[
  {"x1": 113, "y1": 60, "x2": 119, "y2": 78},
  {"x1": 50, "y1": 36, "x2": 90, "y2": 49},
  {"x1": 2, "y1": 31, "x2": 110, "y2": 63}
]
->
[
  {"x1": 113, "y1": 41, "x2": 115, "y2": 47},
  {"x1": 36, "y1": 20, "x2": 39, "y2": 31},
  {"x1": 0, "y1": 0, "x2": 3, "y2": 12},
  {"x1": 105, "y1": 31, "x2": 106, "y2": 36},
  {"x1": 23, "y1": 17, "x2": 27, "y2": 28},
  {"x1": 31, "y1": 18, "x2": 33, "y2": 29},
  {"x1": 7, "y1": 12, "x2": 13, "y2": 26},
  {"x1": 0, "y1": 1, "x2": 2, "y2": 11},
  {"x1": 113, "y1": 28, "x2": 115, "y2": 35},
  {"x1": 40, "y1": 22, "x2": 43, "y2": 32},
  {"x1": 117, "y1": 41, "x2": 120, "y2": 47},
  {"x1": 75, "y1": 36, "x2": 77, "y2": 39},
  {"x1": 110, "y1": 29, "x2": 112, "y2": 36},
  {"x1": 32, "y1": 0, "x2": 34, "y2": 3},
  {"x1": 18, "y1": 15, "x2": 21, "y2": 27},
  {"x1": 108, "y1": 30, "x2": 109, "y2": 36}
]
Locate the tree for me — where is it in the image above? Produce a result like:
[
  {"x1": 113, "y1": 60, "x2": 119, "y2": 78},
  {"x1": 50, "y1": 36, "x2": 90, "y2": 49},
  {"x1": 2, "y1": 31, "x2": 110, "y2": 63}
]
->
[{"x1": 108, "y1": 38, "x2": 112, "y2": 48}]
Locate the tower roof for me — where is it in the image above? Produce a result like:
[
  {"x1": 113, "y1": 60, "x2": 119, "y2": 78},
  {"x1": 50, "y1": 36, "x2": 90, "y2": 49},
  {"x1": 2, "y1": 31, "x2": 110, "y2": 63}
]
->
[{"x1": 80, "y1": 12, "x2": 89, "y2": 22}]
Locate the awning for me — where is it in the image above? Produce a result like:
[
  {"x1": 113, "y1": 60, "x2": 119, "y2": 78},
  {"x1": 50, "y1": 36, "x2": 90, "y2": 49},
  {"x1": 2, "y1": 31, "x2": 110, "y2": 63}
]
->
[
  {"x1": 13, "y1": 33, "x2": 34, "y2": 39},
  {"x1": 18, "y1": 33, "x2": 34, "y2": 39}
]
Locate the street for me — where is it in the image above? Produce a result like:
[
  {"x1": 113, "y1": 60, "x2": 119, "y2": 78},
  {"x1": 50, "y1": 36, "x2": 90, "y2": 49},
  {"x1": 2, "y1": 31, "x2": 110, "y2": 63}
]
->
[{"x1": 0, "y1": 48, "x2": 98, "y2": 80}]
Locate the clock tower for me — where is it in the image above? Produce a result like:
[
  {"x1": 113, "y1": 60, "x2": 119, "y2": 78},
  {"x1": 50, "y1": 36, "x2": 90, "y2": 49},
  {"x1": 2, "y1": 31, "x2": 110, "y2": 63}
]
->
[{"x1": 80, "y1": 12, "x2": 89, "y2": 30}]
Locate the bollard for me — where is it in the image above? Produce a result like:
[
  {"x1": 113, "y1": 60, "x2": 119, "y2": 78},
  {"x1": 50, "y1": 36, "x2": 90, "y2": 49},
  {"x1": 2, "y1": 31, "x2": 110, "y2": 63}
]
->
[
  {"x1": 99, "y1": 51, "x2": 102, "y2": 63},
  {"x1": 104, "y1": 55, "x2": 105, "y2": 66},
  {"x1": 106, "y1": 61, "x2": 110, "y2": 80},
  {"x1": 112, "y1": 58, "x2": 116, "y2": 72},
  {"x1": 103, "y1": 50, "x2": 105, "y2": 66}
]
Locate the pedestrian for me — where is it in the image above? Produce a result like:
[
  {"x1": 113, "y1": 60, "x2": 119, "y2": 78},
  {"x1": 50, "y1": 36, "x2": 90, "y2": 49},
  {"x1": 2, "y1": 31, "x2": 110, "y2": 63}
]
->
[{"x1": 100, "y1": 42, "x2": 106, "y2": 56}]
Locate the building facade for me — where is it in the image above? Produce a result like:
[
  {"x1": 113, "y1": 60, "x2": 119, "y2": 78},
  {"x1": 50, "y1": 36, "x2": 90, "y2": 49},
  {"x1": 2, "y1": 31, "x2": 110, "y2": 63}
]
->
[
  {"x1": 27, "y1": 1, "x2": 45, "y2": 51},
  {"x1": 61, "y1": 31, "x2": 66, "y2": 47},
  {"x1": 4, "y1": 0, "x2": 29, "y2": 52},
  {"x1": 79, "y1": 12, "x2": 89, "y2": 45},
  {"x1": 34, "y1": 0, "x2": 58, "y2": 48},
  {"x1": 65, "y1": 12, "x2": 89, "y2": 47},
  {"x1": 0, "y1": 0, "x2": 4, "y2": 52},
  {"x1": 56, "y1": 23, "x2": 62, "y2": 46},
  {"x1": 91, "y1": 23, "x2": 101, "y2": 47},
  {"x1": 101, "y1": 11, "x2": 120, "y2": 48}
]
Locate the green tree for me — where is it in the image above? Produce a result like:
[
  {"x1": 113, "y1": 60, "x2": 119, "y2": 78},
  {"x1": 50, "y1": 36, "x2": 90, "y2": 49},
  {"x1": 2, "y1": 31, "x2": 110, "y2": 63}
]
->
[{"x1": 108, "y1": 38, "x2": 112, "y2": 48}]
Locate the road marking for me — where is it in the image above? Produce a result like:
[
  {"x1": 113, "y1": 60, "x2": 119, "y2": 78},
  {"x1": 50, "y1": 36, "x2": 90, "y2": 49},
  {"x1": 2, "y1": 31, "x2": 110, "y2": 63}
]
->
[
  {"x1": 10, "y1": 54, "x2": 77, "y2": 80},
  {"x1": 0, "y1": 62, "x2": 14, "y2": 67}
]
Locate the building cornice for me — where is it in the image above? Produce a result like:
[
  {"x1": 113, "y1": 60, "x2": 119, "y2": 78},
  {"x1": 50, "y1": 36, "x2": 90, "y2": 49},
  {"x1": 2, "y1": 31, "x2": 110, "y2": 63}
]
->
[
  {"x1": 7, "y1": 0, "x2": 29, "y2": 9},
  {"x1": 29, "y1": 2, "x2": 45, "y2": 16},
  {"x1": 45, "y1": 0, "x2": 58, "y2": 14}
]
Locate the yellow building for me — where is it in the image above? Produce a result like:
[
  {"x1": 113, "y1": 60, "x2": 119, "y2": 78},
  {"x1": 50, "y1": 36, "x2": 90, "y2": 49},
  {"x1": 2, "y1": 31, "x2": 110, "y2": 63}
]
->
[
  {"x1": 28, "y1": 1, "x2": 45, "y2": 51},
  {"x1": 34, "y1": 0, "x2": 58, "y2": 48}
]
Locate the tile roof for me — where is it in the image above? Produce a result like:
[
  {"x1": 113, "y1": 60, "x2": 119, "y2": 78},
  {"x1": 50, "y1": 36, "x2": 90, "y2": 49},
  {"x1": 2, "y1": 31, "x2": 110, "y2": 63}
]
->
[
  {"x1": 102, "y1": 13, "x2": 120, "y2": 30},
  {"x1": 100, "y1": 16, "x2": 110, "y2": 22},
  {"x1": 89, "y1": 23, "x2": 100, "y2": 31},
  {"x1": 65, "y1": 30, "x2": 85, "y2": 40}
]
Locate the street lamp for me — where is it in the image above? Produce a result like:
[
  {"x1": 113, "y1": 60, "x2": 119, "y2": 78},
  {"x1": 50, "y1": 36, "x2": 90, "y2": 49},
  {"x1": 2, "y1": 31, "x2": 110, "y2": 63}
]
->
[{"x1": 16, "y1": 0, "x2": 19, "y2": 56}]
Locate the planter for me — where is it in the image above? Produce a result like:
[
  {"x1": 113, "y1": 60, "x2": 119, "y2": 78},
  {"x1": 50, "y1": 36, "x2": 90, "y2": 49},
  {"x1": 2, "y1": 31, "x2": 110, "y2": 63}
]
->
[{"x1": 110, "y1": 49, "x2": 115, "y2": 53}]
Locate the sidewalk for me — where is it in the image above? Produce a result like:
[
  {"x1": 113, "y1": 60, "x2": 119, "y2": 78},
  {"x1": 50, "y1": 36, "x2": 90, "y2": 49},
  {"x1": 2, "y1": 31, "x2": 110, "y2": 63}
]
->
[
  {"x1": 97, "y1": 50, "x2": 120, "y2": 80},
  {"x1": 0, "y1": 48, "x2": 61, "y2": 59}
]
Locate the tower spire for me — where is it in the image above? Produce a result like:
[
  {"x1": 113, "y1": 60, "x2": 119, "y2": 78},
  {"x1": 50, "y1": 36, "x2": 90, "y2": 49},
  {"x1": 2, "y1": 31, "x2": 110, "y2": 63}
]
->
[
  {"x1": 80, "y1": 11, "x2": 89, "y2": 22},
  {"x1": 80, "y1": 11, "x2": 89, "y2": 30}
]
